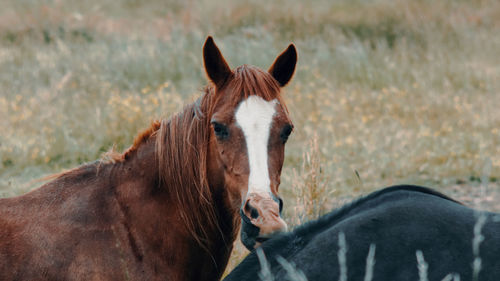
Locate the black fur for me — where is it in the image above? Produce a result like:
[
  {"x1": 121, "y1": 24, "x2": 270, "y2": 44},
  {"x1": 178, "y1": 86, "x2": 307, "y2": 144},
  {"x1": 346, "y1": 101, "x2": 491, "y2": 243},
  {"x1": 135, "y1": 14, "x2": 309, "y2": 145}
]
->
[{"x1": 225, "y1": 185, "x2": 500, "y2": 281}]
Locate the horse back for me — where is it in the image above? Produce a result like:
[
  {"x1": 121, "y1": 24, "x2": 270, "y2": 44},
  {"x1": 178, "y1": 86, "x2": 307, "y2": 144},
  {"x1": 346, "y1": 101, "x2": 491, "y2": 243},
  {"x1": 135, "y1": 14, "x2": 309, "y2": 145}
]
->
[
  {"x1": 0, "y1": 165, "x2": 131, "y2": 280},
  {"x1": 225, "y1": 185, "x2": 500, "y2": 281}
]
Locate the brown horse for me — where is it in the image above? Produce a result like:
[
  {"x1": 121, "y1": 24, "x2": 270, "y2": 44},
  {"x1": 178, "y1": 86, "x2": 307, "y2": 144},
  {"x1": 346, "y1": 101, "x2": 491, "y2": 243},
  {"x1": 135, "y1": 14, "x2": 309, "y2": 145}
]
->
[{"x1": 0, "y1": 37, "x2": 297, "y2": 281}]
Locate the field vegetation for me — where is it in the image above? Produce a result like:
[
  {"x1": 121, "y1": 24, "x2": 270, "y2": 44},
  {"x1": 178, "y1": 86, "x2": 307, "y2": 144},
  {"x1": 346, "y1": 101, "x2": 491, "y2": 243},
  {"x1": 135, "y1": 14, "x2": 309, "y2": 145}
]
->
[{"x1": 1, "y1": 0, "x2": 499, "y2": 275}]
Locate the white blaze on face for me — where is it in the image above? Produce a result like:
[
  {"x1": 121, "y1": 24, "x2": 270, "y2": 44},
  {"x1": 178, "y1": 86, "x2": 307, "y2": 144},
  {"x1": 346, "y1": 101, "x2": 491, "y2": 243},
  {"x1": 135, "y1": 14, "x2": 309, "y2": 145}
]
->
[{"x1": 235, "y1": 96, "x2": 277, "y2": 195}]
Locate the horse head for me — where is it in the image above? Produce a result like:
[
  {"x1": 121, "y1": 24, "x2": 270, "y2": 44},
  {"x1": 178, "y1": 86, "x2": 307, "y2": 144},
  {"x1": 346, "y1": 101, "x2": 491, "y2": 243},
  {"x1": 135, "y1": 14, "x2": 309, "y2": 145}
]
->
[{"x1": 203, "y1": 37, "x2": 297, "y2": 250}]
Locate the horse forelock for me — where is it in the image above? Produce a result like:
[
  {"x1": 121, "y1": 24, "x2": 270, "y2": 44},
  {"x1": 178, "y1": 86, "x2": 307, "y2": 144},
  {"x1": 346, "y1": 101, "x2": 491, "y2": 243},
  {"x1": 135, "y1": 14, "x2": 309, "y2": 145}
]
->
[{"x1": 221, "y1": 65, "x2": 287, "y2": 111}]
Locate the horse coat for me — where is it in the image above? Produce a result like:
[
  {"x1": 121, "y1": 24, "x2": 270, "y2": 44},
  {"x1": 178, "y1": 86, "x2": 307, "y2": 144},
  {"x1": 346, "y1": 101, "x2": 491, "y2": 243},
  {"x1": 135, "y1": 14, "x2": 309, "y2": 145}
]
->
[{"x1": 224, "y1": 185, "x2": 500, "y2": 281}]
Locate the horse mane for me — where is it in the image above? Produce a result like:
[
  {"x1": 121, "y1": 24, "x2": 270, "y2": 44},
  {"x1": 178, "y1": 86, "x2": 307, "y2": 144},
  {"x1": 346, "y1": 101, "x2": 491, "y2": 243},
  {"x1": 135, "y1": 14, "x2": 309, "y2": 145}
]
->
[
  {"x1": 101, "y1": 120, "x2": 162, "y2": 163},
  {"x1": 41, "y1": 65, "x2": 285, "y2": 251}
]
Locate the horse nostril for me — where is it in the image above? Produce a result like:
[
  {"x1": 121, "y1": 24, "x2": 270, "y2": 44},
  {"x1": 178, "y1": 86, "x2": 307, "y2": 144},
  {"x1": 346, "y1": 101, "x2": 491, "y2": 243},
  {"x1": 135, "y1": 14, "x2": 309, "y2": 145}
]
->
[
  {"x1": 244, "y1": 201, "x2": 260, "y2": 219},
  {"x1": 276, "y1": 196, "x2": 284, "y2": 214}
]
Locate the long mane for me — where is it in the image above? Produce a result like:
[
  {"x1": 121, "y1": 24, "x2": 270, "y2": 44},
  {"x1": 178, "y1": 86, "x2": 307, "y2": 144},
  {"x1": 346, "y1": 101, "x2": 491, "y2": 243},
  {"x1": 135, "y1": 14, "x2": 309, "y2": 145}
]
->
[{"x1": 155, "y1": 89, "x2": 217, "y2": 249}]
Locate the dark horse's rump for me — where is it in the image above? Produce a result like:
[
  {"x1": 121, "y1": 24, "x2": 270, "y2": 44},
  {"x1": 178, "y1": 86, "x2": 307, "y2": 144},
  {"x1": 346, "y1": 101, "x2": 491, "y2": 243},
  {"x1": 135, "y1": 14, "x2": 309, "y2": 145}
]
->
[{"x1": 224, "y1": 185, "x2": 500, "y2": 281}]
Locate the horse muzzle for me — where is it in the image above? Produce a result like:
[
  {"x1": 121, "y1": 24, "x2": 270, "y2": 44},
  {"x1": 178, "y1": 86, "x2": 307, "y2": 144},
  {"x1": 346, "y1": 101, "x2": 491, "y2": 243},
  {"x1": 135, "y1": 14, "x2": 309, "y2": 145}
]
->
[{"x1": 240, "y1": 192, "x2": 287, "y2": 250}]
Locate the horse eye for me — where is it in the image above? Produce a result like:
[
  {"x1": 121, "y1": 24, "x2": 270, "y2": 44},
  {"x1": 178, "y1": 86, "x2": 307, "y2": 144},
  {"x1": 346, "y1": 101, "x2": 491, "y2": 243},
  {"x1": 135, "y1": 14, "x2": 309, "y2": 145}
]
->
[
  {"x1": 211, "y1": 121, "x2": 229, "y2": 140},
  {"x1": 280, "y1": 124, "x2": 293, "y2": 143}
]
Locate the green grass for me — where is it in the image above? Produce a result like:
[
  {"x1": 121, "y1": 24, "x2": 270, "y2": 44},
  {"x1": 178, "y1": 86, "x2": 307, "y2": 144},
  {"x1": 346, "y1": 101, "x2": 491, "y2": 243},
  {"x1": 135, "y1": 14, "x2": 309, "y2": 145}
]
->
[{"x1": 1, "y1": 0, "x2": 499, "y2": 274}]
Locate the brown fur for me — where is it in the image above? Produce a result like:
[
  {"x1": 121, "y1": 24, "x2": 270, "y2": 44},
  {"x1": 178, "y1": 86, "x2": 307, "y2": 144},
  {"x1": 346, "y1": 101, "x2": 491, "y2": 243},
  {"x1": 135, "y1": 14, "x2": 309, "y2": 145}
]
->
[{"x1": 0, "y1": 38, "x2": 296, "y2": 280}]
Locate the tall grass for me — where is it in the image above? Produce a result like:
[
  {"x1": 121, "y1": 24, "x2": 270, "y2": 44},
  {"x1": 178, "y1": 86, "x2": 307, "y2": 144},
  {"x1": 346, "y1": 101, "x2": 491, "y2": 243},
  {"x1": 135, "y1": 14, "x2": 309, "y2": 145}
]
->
[{"x1": 290, "y1": 134, "x2": 330, "y2": 225}]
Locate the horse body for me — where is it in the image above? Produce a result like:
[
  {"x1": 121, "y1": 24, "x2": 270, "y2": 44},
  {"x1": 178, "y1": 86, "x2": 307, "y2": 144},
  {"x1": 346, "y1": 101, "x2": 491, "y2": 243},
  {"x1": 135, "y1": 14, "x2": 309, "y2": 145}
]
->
[
  {"x1": 224, "y1": 185, "x2": 500, "y2": 281},
  {"x1": 0, "y1": 37, "x2": 298, "y2": 280},
  {"x1": 0, "y1": 140, "x2": 226, "y2": 280}
]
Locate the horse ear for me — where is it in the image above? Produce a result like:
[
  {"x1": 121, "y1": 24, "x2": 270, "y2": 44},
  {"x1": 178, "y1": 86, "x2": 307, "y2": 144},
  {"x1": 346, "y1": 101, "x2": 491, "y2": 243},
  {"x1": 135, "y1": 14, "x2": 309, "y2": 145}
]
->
[
  {"x1": 268, "y1": 44, "x2": 297, "y2": 87},
  {"x1": 203, "y1": 36, "x2": 231, "y2": 88}
]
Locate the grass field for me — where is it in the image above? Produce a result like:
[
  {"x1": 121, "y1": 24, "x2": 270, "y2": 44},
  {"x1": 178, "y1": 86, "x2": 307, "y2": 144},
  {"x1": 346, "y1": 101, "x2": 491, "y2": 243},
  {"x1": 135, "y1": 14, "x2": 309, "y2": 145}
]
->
[{"x1": 1, "y1": 0, "x2": 499, "y2": 275}]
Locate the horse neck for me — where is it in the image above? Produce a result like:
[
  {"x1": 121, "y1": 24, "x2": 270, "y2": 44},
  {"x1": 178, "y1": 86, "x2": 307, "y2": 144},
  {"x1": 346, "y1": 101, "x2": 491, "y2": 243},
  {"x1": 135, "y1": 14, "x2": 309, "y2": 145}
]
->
[{"x1": 114, "y1": 112, "x2": 239, "y2": 280}]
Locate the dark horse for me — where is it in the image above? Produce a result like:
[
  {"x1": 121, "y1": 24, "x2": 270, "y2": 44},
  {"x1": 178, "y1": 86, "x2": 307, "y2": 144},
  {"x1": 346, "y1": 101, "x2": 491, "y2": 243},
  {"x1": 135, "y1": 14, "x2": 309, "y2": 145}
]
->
[
  {"x1": 225, "y1": 185, "x2": 500, "y2": 281},
  {"x1": 0, "y1": 37, "x2": 297, "y2": 280}
]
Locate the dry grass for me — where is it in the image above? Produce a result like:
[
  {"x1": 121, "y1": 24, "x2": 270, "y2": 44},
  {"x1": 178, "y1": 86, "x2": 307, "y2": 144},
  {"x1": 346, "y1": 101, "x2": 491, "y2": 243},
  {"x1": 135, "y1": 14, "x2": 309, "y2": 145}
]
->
[
  {"x1": 290, "y1": 134, "x2": 330, "y2": 225},
  {"x1": 1, "y1": 0, "x2": 499, "y2": 276}
]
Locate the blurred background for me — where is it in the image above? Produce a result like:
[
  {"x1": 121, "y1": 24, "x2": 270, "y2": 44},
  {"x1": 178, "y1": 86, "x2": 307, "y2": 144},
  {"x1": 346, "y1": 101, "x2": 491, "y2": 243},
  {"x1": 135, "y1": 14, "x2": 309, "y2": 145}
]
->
[{"x1": 1, "y1": 0, "x2": 499, "y2": 271}]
